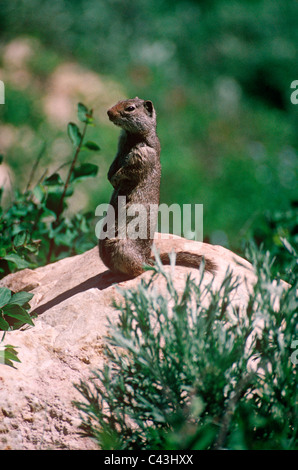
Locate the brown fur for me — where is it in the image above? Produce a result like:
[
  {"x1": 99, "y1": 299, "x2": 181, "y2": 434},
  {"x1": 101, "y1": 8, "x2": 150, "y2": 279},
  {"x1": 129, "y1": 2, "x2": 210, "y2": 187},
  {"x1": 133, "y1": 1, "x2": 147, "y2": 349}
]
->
[{"x1": 99, "y1": 97, "x2": 216, "y2": 277}]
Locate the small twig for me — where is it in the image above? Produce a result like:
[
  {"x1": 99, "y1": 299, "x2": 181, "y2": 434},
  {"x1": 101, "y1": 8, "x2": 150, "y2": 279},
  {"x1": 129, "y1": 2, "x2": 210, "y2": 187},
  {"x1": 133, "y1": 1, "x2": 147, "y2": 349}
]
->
[
  {"x1": 46, "y1": 121, "x2": 88, "y2": 263},
  {"x1": 56, "y1": 121, "x2": 88, "y2": 222},
  {"x1": 25, "y1": 143, "x2": 46, "y2": 192},
  {"x1": 36, "y1": 168, "x2": 48, "y2": 187},
  {"x1": 53, "y1": 159, "x2": 73, "y2": 174},
  {"x1": 214, "y1": 373, "x2": 254, "y2": 449}
]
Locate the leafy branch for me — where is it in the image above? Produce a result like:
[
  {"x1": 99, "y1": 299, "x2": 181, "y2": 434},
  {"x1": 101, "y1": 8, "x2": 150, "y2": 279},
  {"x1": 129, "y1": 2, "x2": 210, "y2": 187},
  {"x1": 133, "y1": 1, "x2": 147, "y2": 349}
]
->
[
  {"x1": 0, "y1": 102, "x2": 100, "y2": 275},
  {"x1": 0, "y1": 286, "x2": 34, "y2": 368},
  {"x1": 47, "y1": 103, "x2": 99, "y2": 262}
]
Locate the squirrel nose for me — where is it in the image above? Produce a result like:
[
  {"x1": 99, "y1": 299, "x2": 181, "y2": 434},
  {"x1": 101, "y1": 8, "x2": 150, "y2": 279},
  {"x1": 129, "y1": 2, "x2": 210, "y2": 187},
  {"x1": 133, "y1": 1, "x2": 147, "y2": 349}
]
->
[{"x1": 107, "y1": 109, "x2": 114, "y2": 120}]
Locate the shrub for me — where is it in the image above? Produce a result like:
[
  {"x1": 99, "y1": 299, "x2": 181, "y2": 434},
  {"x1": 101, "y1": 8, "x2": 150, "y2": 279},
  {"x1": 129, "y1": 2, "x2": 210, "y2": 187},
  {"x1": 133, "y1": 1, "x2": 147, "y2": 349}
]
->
[
  {"x1": 75, "y1": 244, "x2": 297, "y2": 450},
  {"x1": 0, "y1": 102, "x2": 100, "y2": 277},
  {"x1": 0, "y1": 102, "x2": 100, "y2": 366}
]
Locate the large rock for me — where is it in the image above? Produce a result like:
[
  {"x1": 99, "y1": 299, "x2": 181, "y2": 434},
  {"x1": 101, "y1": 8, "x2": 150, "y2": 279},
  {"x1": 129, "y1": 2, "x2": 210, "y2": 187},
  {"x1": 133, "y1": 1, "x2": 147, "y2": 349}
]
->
[{"x1": 0, "y1": 235, "x2": 256, "y2": 450}]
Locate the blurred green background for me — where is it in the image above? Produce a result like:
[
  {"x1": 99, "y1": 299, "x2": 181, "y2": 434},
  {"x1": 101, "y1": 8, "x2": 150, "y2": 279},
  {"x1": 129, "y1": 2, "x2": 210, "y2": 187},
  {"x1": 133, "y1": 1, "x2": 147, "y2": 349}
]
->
[{"x1": 0, "y1": 0, "x2": 297, "y2": 253}]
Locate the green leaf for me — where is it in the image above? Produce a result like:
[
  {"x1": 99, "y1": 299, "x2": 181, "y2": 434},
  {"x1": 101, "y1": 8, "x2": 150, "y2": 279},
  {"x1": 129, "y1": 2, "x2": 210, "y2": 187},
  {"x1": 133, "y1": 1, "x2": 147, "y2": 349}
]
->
[
  {"x1": 2, "y1": 304, "x2": 34, "y2": 326},
  {"x1": 83, "y1": 141, "x2": 101, "y2": 151},
  {"x1": 280, "y1": 238, "x2": 297, "y2": 256},
  {"x1": 0, "y1": 315, "x2": 10, "y2": 330},
  {"x1": 54, "y1": 229, "x2": 76, "y2": 246},
  {"x1": 77, "y1": 103, "x2": 94, "y2": 124},
  {"x1": 0, "y1": 154, "x2": 3, "y2": 164},
  {"x1": 33, "y1": 184, "x2": 45, "y2": 202},
  {"x1": 0, "y1": 345, "x2": 21, "y2": 367},
  {"x1": 77, "y1": 102, "x2": 89, "y2": 123},
  {"x1": 25, "y1": 243, "x2": 39, "y2": 253},
  {"x1": 0, "y1": 287, "x2": 12, "y2": 308},
  {"x1": 3, "y1": 349, "x2": 21, "y2": 362},
  {"x1": 13, "y1": 231, "x2": 27, "y2": 247},
  {"x1": 71, "y1": 163, "x2": 98, "y2": 182},
  {"x1": 67, "y1": 122, "x2": 82, "y2": 147},
  {"x1": 39, "y1": 207, "x2": 57, "y2": 219},
  {"x1": 44, "y1": 173, "x2": 64, "y2": 186},
  {"x1": 0, "y1": 247, "x2": 6, "y2": 257},
  {"x1": 45, "y1": 189, "x2": 70, "y2": 214},
  {"x1": 3, "y1": 253, "x2": 31, "y2": 269},
  {"x1": 8, "y1": 291, "x2": 34, "y2": 307}
]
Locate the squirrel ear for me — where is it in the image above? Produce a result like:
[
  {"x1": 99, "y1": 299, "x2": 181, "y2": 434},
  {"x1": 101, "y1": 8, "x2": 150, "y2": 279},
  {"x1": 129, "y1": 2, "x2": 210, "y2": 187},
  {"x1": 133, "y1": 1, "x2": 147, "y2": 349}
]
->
[{"x1": 144, "y1": 100, "x2": 154, "y2": 116}]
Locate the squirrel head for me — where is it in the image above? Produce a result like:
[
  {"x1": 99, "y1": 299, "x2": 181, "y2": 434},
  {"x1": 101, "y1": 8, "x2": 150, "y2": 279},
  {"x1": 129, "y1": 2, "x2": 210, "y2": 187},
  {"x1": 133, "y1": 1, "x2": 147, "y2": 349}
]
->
[{"x1": 107, "y1": 97, "x2": 156, "y2": 134}]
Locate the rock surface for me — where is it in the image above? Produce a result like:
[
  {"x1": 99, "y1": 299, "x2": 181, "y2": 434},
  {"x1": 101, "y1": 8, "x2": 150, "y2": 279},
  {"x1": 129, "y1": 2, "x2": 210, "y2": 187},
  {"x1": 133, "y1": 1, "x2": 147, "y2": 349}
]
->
[{"x1": 0, "y1": 235, "x2": 256, "y2": 450}]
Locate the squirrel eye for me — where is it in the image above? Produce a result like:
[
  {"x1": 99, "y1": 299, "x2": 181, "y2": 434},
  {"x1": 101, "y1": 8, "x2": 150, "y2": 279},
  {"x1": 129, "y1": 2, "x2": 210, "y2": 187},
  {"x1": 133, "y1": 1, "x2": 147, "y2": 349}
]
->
[{"x1": 125, "y1": 106, "x2": 135, "y2": 112}]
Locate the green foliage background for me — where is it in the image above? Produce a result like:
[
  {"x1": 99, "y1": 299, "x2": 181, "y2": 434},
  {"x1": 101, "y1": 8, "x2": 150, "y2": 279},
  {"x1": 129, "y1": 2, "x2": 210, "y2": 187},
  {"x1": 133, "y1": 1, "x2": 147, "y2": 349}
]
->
[{"x1": 0, "y1": 0, "x2": 297, "y2": 254}]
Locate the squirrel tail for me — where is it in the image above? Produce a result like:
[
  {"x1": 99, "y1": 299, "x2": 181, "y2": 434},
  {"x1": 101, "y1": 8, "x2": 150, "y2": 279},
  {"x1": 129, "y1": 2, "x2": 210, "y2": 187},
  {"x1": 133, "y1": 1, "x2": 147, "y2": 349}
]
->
[{"x1": 151, "y1": 251, "x2": 216, "y2": 274}]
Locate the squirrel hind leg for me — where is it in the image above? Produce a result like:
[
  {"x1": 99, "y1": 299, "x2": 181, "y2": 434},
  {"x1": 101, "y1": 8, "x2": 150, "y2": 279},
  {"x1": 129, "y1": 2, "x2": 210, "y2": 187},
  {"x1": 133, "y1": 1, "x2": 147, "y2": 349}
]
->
[
  {"x1": 152, "y1": 251, "x2": 217, "y2": 274},
  {"x1": 110, "y1": 242, "x2": 147, "y2": 278}
]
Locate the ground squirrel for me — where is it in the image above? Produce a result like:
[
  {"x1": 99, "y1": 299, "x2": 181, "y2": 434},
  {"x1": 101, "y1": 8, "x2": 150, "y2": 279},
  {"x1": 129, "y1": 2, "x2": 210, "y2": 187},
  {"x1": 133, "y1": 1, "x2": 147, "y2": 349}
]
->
[{"x1": 98, "y1": 97, "x2": 216, "y2": 277}]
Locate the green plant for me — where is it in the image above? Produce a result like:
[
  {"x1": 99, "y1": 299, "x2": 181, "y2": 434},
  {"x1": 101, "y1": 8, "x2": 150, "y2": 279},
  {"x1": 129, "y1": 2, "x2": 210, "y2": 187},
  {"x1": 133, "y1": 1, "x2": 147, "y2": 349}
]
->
[
  {"x1": 0, "y1": 286, "x2": 34, "y2": 367},
  {"x1": 0, "y1": 102, "x2": 100, "y2": 277},
  {"x1": 75, "y1": 244, "x2": 297, "y2": 450},
  {"x1": 251, "y1": 201, "x2": 298, "y2": 282},
  {"x1": 46, "y1": 102, "x2": 100, "y2": 262}
]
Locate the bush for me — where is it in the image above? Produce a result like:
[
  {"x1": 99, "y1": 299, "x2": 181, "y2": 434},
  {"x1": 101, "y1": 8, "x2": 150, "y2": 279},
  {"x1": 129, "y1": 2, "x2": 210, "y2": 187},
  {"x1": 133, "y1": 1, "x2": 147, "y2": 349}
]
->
[
  {"x1": 0, "y1": 102, "x2": 100, "y2": 367},
  {"x1": 75, "y1": 244, "x2": 297, "y2": 450},
  {"x1": 251, "y1": 201, "x2": 298, "y2": 283},
  {"x1": 0, "y1": 286, "x2": 34, "y2": 367},
  {"x1": 0, "y1": 103, "x2": 100, "y2": 278}
]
